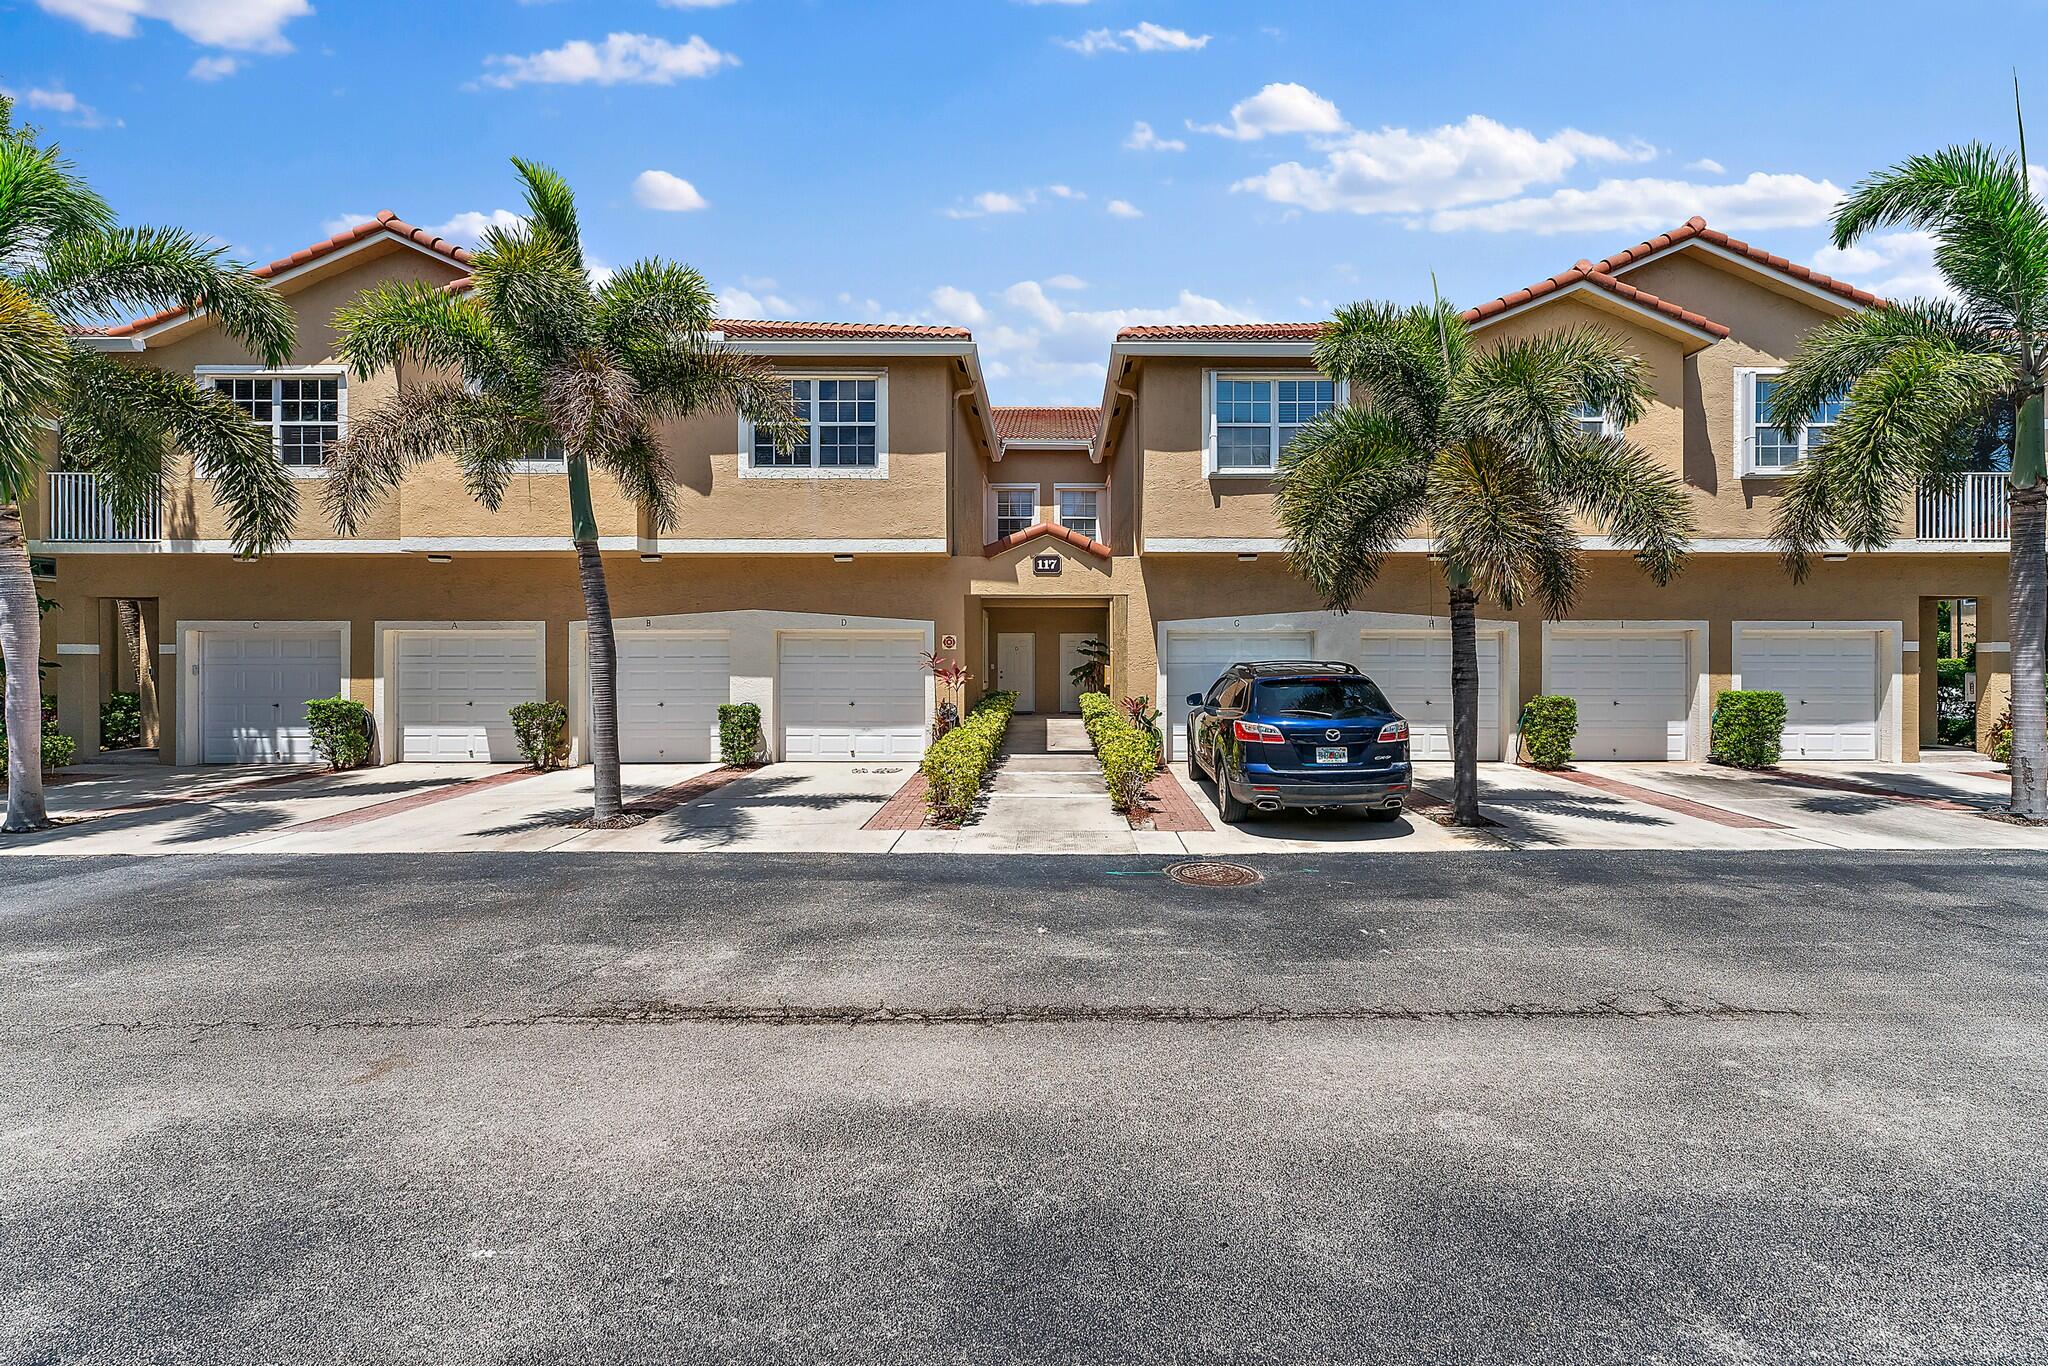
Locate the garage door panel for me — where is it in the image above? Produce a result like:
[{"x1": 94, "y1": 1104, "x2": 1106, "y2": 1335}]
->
[
  {"x1": 1162, "y1": 631, "x2": 1315, "y2": 761},
  {"x1": 781, "y1": 635, "x2": 925, "y2": 762},
  {"x1": 616, "y1": 633, "x2": 730, "y2": 762},
  {"x1": 200, "y1": 631, "x2": 344, "y2": 764},
  {"x1": 397, "y1": 632, "x2": 542, "y2": 762},
  {"x1": 1359, "y1": 633, "x2": 1500, "y2": 762},
  {"x1": 1742, "y1": 632, "x2": 1879, "y2": 761},
  {"x1": 1550, "y1": 632, "x2": 1690, "y2": 761}
]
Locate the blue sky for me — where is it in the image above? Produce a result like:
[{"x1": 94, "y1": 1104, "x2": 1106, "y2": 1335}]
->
[{"x1": 1, "y1": 0, "x2": 2029, "y2": 402}]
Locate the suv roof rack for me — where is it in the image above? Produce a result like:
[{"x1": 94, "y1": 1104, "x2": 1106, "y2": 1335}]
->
[{"x1": 1228, "y1": 660, "x2": 1363, "y2": 676}]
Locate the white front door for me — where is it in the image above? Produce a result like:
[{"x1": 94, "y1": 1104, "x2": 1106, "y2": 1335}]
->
[
  {"x1": 1359, "y1": 631, "x2": 1502, "y2": 761},
  {"x1": 779, "y1": 634, "x2": 927, "y2": 761},
  {"x1": 199, "y1": 630, "x2": 343, "y2": 764},
  {"x1": 396, "y1": 630, "x2": 543, "y2": 762},
  {"x1": 996, "y1": 633, "x2": 1035, "y2": 712},
  {"x1": 1741, "y1": 630, "x2": 1880, "y2": 761},
  {"x1": 1059, "y1": 633, "x2": 1093, "y2": 712},
  {"x1": 615, "y1": 632, "x2": 731, "y2": 762},
  {"x1": 1161, "y1": 630, "x2": 1315, "y2": 760},
  {"x1": 1549, "y1": 631, "x2": 1690, "y2": 760}
]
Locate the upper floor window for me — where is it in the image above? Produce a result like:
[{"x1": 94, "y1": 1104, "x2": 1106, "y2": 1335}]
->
[
  {"x1": 743, "y1": 374, "x2": 886, "y2": 478},
  {"x1": 1569, "y1": 402, "x2": 1613, "y2": 440},
  {"x1": 1739, "y1": 369, "x2": 1842, "y2": 476},
  {"x1": 993, "y1": 486, "x2": 1036, "y2": 539},
  {"x1": 1207, "y1": 373, "x2": 1339, "y2": 475},
  {"x1": 512, "y1": 440, "x2": 568, "y2": 474},
  {"x1": 206, "y1": 369, "x2": 344, "y2": 476},
  {"x1": 1056, "y1": 485, "x2": 1102, "y2": 542}
]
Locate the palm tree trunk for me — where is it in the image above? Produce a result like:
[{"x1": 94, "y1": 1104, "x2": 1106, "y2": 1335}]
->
[
  {"x1": 2008, "y1": 482, "x2": 2047, "y2": 818},
  {"x1": 1446, "y1": 580, "x2": 1482, "y2": 826},
  {"x1": 1, "y1": 504, "x2": 50, "y2": 833},
  {"x1": 569, "y1": 456, "x2": 622, "y2": 822}
]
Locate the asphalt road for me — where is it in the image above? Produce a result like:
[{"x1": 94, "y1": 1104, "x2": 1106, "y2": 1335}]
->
[{"x1": 2, "y1": 851, "x2": 2044, "y2": 1364}]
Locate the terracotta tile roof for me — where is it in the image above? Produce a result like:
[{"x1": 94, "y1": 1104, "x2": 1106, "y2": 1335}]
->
[
  {"x1": 103, "y1": 210, "x2": 473, "y2": 338},
  {"x1": 991, "y1": 406, "x2": 1101, "y2": 443},
  {"x1": 1116, "y1": 322, "x2": 1326, "y2": 341},
  {"x1": 1592, "y1": 215, "x2": 1884, "y2": 308},
  {"x1": 1462, "y1": 260, "x2": 1731, "y2": 338},
  {"x1": 982, "y1": 522, "x2": 1111, "y2": 560},
  {"x1": 718, "y1": 320, "x2": 972, "y2": 340}
]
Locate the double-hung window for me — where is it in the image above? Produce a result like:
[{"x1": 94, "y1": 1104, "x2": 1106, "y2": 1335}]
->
[
  {"x1": 993, "y1": 486, "x2": 1037, "y2": 539},
  {"x1": 1739, "y1": 369, "x2": 1842, "y2": 475},
  {"x1": 207, "y1": 370, "x2": 344, "y2": 474},
  {"x1": 1569, "y1": 402, "x2": 1613, "y2": 440},
  {"x1": 745, "y1": 375, "x2": 885, "y2": 477},
  {"x1": 1056, "y1": 486, "x2": 1102, "y2": 542},
  {"x1": 1208, "y1": 373, "x2": 1339, "y2": 474}
]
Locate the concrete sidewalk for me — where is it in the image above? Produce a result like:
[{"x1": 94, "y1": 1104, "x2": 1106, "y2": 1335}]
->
[{"x1": 896, "y1": 714, "x2": 1139, "y2": 853}]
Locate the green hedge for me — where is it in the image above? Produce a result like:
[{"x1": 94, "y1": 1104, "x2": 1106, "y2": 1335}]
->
[
  {"x1": 1711, "y1": 690, "x2": 1786, "y2": 769},
  {"x1": 509, "y1": 700, "x2": 570, "y2": 771},
  {"x1": 1936, "y1": 656, "x2": 1970, "y2": 690},
  {"x1": 1079, "y1": 691, "x2": 1159, "y2": 811},
  {"x1": 718, "y1": 702, "x2": 763, "y2": 766},
  {"x1": 304, "y1": 696, "x2": 372, "y2": 771},
  {"x1": 1518, "y1": 695, "x2": 1578, "y2": 769},
  {"x1": 99, "y1": 691, "x2": 143, "y2": 749},
  {"x1": 1, "y1": 699, "x2": 76, "y2": 775},
  {"x1": 921, "y1": 690, "x2": 1016, "y2": 823}
]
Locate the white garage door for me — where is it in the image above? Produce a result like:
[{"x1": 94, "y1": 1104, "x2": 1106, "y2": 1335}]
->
[
  {"x1": 1162, "y1": 630, "x2": 1315, "y2": 761},
  {"x1": 616, "y1": 632, "x2": 730, "y2": 762},
  {"x1": 780, "y1": 634, "x2": 926, "y2": 761},
  {"x1": 200, "y1": 630, "x2": 344, "y2": 764},
  {"x1": 1359, "y1": 632, "x2": 1501, "y2": 761},
  {"x1": 1741, "y1": 631, "x2": 1879, "y2": 761},
  {"x1": 396, "y1": 631, "x2": 542, "y2": 762},
  {"x1": 1550, "y1": 632, "x2": 1690, "y2": 761}
]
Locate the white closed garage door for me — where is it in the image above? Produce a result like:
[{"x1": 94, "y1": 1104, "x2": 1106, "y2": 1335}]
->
[
  {"x1": 1359, "y1": 632, "x2": 1501, "y2": 761},
  {"x1": 200, "y1": 630, "x2": 344, "y2": 764},
  {"x1": 780, "y1": 634, "x2": 926, "y2": 761},
  {"x1": 396, "y1": 630, "x2": 542, "y2": 762},
  {"x1": 1549, "y1": 631, "x2": 1691, "y2": 760},
  {"x1": 615, "y1": 632, "x2": 730, "y2": 762},
  {"x1": 1741, "y1": 630, "x2": 1880, "y2": 761},
  {"x1": 1162, "y1": 630, "x2": 1315, "y2": 761}
]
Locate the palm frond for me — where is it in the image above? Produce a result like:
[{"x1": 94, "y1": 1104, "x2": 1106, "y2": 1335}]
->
[
  {"x1": 1312, "y1": 300, "x2": 1455, "y2": 448},
  {"x1": 589, "y1": 417, "x2": 679, "y2": 534},
  {"x1": 1424, "y1": 439, "x2": 1583, "y2": 615},
  {"x1": 595, "y1": 260, "x2": 718, "y2": 350},
  {"x1": 509, "y1": 156, "x2": 581, "y2": 263},
  {"x1": 468, "y1": 226, "x2": 593, "y2": 366},
  {"x1": 1273, "y1": 405, "x2": 1429, "y2": 609},
  {"x1": 622, "y1": 333, "x2": 802, "y2": 448},
  {"x1": 26, "y1": 226, "x2": 294, "y2": 365},
  {"x1": 0, "y1": 122, "x2": 112, "y2": 274},
  {"x1": 1451, "y1": 325, "x2": 1652, "y2": 463},
  {"x1": 1767, "y1": 301, "x2": 2008, "y2": 440},
  {"x1": 330, "y1": 280, "x2": 523, "y2": 389},
  {"x1": 543, "y1": 353, "x2": 641, "y2": 463},
  {"x1": 1541, "y1": 432, "x2": 1695, "y2": 585},
  {"x1": 0, "y1": 281, "x2": 69, "y2": 502},
  {"x1": 322, "y1": 382, "x2": 540, "y2": 533},
  {"x1": 1832, "y1": 143, "x2": 2017, "y2": 246}
]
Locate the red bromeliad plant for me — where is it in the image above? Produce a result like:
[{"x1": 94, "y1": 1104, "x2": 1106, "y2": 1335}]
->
[{"x1": 921, "y1": 651, "x2": 971, "y2": 740}]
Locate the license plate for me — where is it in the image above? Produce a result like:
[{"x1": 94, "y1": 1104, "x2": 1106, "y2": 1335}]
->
[{"x1": 1314, "y1": 746, "x2": 1348, "y2": 765}]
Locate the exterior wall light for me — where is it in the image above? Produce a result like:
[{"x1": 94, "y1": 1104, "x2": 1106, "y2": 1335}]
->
[
  {"x1": 639, "y1": 552, "x2": 662, "y2": 563},
  {"x1": 426, "y1": 553, "x2": 453, "y2": 564},
  {"x1": 1237, "y1": 552, "x2": 1258, "y2": 562},
  {"x1": 833, "y1": 553, "x2": 854, "y2": 563}
]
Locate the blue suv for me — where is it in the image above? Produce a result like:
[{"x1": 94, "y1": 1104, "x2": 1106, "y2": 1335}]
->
[{"x1": 1185, "y1": 662, "x2": 1411, "y2": 824}]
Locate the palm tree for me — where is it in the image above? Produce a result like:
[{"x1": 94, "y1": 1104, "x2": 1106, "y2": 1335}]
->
[
  {"x1": 1768, "y1": 142, "x2": 2048, "y2": 819},
  {"x1": 0, "y1": 95, "x2": 295, "y2": 832},
  {"x1": 1277, "y1": 300, "x2": 1696, "y2": 824},
  {"x1": 324, "y1": 159, "x2": 798, "y2": 822}
]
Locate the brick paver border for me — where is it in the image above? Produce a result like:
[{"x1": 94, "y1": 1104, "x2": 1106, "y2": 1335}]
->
[
  {"x1": 862, "y1": 772, "x2": 931, "y2": 831},
  {"x1": 285, "y1": 766, "x2": 546, "y2": 833},
  {"x1": 1130, "y1": 772, "x2": 1211, "y2": 833}
]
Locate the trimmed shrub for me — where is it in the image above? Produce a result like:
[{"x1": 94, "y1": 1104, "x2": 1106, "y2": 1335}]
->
[
  {"x1": 1990, "y1": 709, "x2": 2013, "y2": 766},
  {"x1": 921, "y1": 690, "x2": 1016, "y2": 823},
  {"x1": 1, "y1": 709, "x2": 76, "y2": 775},
  {"x1": 304, "y1": 696, "x2": 372, "y2": 771},
  {"x1": 1936, "y1": 656, "x2": 1970, "y2": 690},
  {"x1": 100, "y1": 691, "x2": 143, "y2": 749},
  {"x1": 509, "y1": 701, "x2": 570, "y2": 771},
  {"x1": 718, "y1": 702, "x2": 764, "y2": 766},
  {"x1": 1518, "y1": 695, "x2": 1578, "y2": 769},
  {"x1": 1080, "y1": 690, "x2": 1160, "y2": 811},
  {"x1": 1711, "y1": 690, "x2": 1787, "y2": 769}
]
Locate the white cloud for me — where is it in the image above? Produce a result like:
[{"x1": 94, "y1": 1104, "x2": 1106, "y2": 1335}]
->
[
  {"x1": 1125, "y1": 120, "x2": 1185, "y2": 153},
  {"x1": 1047, "y1": 184, "x2": 1085, "y2": 199},
  {"x1": 946, "y1": 190, "x2": 1032, "y2": 219},
  {"x1": 1811, "y1": 229, "x2": 1952, "y2": 302},
  {"x1": 1060, "y1": 21, "x2": 1209, "y2": 54},
  {"x1": 979, "y1": 280, "x2": 1256, "y2": 394},
  {"x1": 1191, "y1": 82, "x2": 1345, "y2": 141},
  {"x1": 633, "y1": 169, "x2": 709, "y2": 211},
  {"x1": 1686, "y1": 157, "x2": 1725, "y2": 175},
  {"x1": 428, "y1": 209, "x2": 526, "y2": 244},
  {"x1": 478, "y1": 33, "x2": 738, "y2": 88},
  {"x1": 0, "y1": 84, "x2": 119, "y2": 128},
  {"x1": 320, "y1": 211, "x2": 374, "y2": 235},
  {"x1": 930, "y1": 285, "x2": 987, "y2": 325},
  {"x1": 717, "y1": 281, "x2": 796, "y2": 317},
  {"x1": 1044, "y1": 274, "x2": 1087, "y2": 289},
  {"x1": 1234, "y1": 112, "x2": 1658, "y2": 214},
  {"x1": 1428, "y1": 171, "x2": 1843, "y2": 233},
  {"x1": 1106, "y1": 199, "x2": 1143, "y2": 218},
  {"x1": 34, "y1": 0, "x2": 309, "y2": 51},
  {"x1": 187, "y1": 55, "x2": 240, "y2": 81}
]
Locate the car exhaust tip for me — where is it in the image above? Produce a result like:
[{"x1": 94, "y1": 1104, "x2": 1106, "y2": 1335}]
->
[{"x1": 1255, "y1": 800, "x2": 1282, "y2": 812}]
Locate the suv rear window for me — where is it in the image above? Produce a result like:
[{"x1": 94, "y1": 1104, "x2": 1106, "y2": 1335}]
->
[{"x1": 1252, "y1": 677, "x2": 1393, "y2": 719}]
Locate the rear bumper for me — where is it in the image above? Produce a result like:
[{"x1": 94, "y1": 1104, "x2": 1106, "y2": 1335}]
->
[{"x1": 1227, "y1": 765, "x2": 1411, "y2": 809}]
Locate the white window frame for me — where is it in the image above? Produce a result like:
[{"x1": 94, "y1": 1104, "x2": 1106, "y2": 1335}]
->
[
  {"x1": 195, "y1": 365, "x2": 347, "y2": 480},
  {"x1": 1570, "y1": 402, "x2": 1616, "y2": 440},
  {"x1": 1054, "y1": 483, "x2": 1106, "y2": 543},
  {"x1": 988, "y1": 483, "x2": 1039, "y2": 541},
  {"x1": 1735, "y1": 367, "x2": 1838, "y2": 478},
  {"x1": 509, "y1": 440, "x2": 568, "y2": 475},
  {"x1": 738, "y1": 371, "x2": 889, "y2": 480},
  {"x1": 1202, "y1": 370, "x2": 1346, "y2": 477}
]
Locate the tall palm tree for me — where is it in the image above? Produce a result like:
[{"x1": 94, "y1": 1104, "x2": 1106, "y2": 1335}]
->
[
  {"x1": 0, "y1": 95, "x2": 295, "y2": 832},
  {"x1": 324, "y1": 159, "x2": 798, "y2": 822},
  {"x1": 1768, "y1": 142, "x2": 2048, "y2": 818},
  {"x1": 1277, "y1": 300, "x2": 1696, "y2": 824}
]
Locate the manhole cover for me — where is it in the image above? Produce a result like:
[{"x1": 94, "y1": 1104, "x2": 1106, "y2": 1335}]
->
[{"x1": 1164, "y1": 860, "x2": 1263, "y2": 888}]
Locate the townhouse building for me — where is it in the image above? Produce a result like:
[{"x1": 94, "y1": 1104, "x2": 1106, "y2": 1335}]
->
[{"x1": 30, "y1": 213, "x2": 2013, "y2": 771}]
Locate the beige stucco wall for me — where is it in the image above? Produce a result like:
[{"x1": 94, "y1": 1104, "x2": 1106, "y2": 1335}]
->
[
  {"x1": 983, "y1": 602, "x2": 1109, "y2": 711},
  {"x1": 978, "y1": 448, "x2": 1109, "y2": 545}
]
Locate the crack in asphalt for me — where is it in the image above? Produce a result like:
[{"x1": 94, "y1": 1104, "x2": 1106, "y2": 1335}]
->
[{"x1": 67, "y1": 993, "x2": 1803, "y2": 1033}]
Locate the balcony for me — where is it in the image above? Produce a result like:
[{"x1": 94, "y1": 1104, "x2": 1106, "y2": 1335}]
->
[
  {"x1": 1916, "y1": 472, "x2": 2009, "y2": 542},
  {"x1": 41, "y1": 472, "x2": 162, "y2": 543}
]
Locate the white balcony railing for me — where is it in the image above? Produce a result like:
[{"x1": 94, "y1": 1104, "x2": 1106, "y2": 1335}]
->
[
  {"x1": 1917, "y1": 472, "x2": 2010, "y2": 542},
  {"x1": 42, "y1": 472, "x2": 162, "y2": 543}
]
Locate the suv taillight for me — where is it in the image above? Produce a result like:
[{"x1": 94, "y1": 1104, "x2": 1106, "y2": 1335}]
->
[
  {"x1": 1233, "y1": 719, "x2": 1284, "y2": 743},
  {"x1": 1379, "y1": 719, "x2": 1409, "y2": 744}
]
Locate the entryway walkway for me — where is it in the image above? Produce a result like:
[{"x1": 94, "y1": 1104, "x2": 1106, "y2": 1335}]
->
[{"x1": 893, "y1": 713, "x2": 1137, "y2": 852}]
